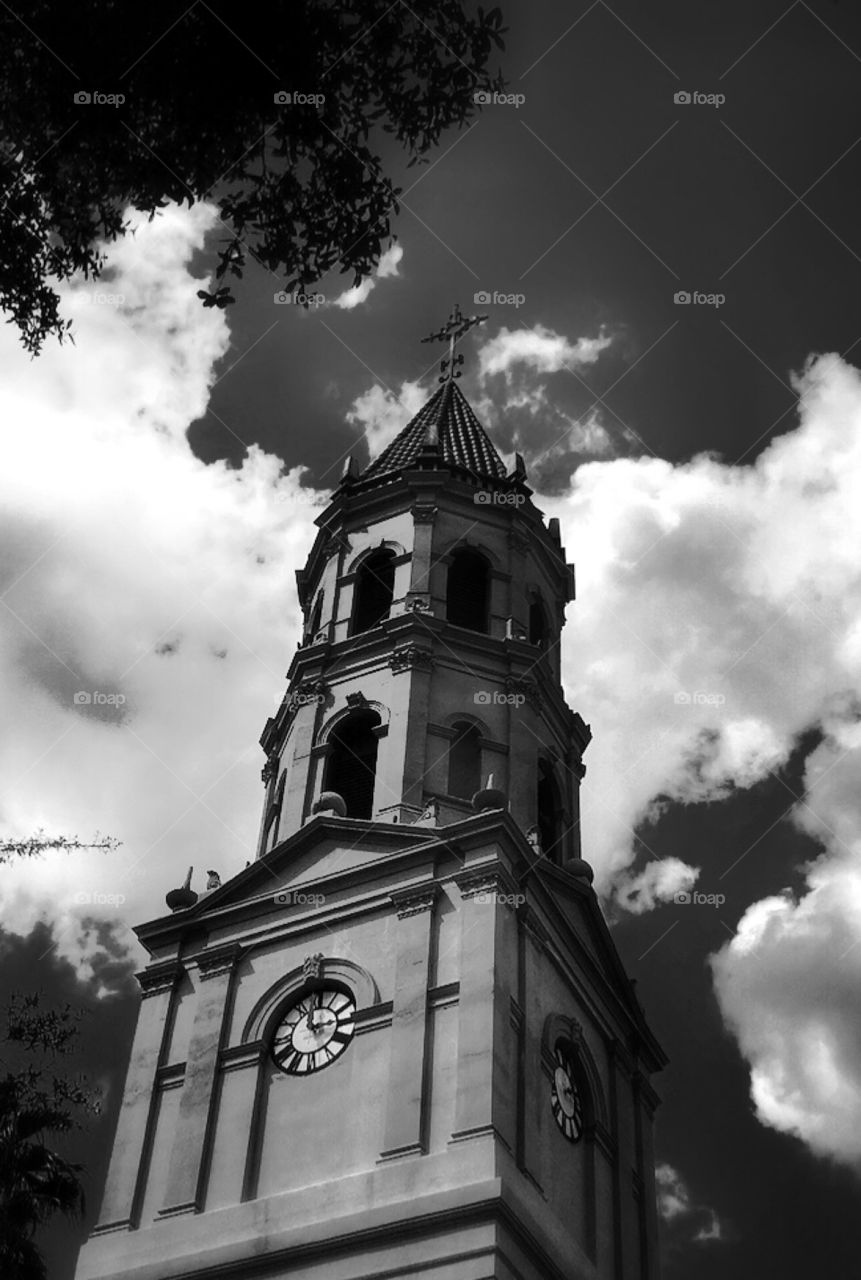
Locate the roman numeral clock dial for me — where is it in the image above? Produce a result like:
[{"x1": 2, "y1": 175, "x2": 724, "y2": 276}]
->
[
  {"x1": 271, "y1": 988, "x2": 356, "y2": 1075},
  {"x1": 551, "y1": 1045, "x2": 584, "y2": 1142}
]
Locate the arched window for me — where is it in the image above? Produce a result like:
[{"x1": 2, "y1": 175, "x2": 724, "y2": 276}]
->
[
  {"x1": 448, "y1": 721, "x2": 482, "y2": 800},
  {"x1": 324, "y1": 710, "x2": 381, "y2": 819},
  {"x1": 351, "y1": 550, "x2": 396, "y2": 635},
  {"x1": 537, "y1": 759, "x2": 563, "y2": 862},
  {"x1": 307, "y1": 590, "x2": 324, "y2": 642},
  {"x1": 529, "y1": 596, "x2": 548, "y2": 647},
  {"x1": 446, "y1": 549, "x2": 490, "y2": 633}
]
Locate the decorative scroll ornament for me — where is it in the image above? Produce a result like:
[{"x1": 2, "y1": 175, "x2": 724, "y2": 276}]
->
[
  {"x1": 302, "y1": 952, "x2": 325, "y2": 983},
  {"x1": 390, "y1": 645, "x2": 434, "y2": 673}
]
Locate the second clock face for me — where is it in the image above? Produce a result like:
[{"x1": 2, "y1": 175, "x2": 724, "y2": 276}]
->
[
  {"x1": 551, "y1": 1045, "x2": 584, "y2": 1142},
  {"x1": 271, "y1": 988, "x2": 356, "y2": 1075}
]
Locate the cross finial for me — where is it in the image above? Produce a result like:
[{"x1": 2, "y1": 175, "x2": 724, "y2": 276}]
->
[{"x1": 420, "y1": 302, "x2": 488, "y2": 383}]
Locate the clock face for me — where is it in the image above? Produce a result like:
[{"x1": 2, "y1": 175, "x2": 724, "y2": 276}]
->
[
  {"x1": 551, "y1": 1045, "x2": 584, "y2": 1142},
  {"x1": 271, "y1": 988, "x2": 356, "y2": 1076}
]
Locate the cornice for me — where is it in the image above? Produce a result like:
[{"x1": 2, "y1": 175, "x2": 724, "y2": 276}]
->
[
  {"x1": 390, "y1": 883, "x2": 440, "y2": 919},
  {"x1": 136, "y1": 957, "x2": 183, "y2": 998},
  {"x1": 190, "y1": 941, "x2": 244, "y2": 981},
  {"x1": 454, "y1": 862, "x2": 520, "y2": 905}
]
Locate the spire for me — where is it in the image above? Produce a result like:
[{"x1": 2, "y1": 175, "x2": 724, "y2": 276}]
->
[{"x1": 360, "y1": 378, "x2": 507, "y2": 482}]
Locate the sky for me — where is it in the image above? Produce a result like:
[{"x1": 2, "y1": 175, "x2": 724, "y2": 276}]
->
[{"x1": 2, "y1": 1, "x2": 861, "y2": 1276}]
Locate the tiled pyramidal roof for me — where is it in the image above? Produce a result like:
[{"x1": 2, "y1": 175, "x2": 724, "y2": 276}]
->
[{"x1": 361, "y1": 379, "x2": 508, "y2": 482}]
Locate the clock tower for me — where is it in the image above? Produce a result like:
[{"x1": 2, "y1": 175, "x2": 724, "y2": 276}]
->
[{"x1": 75, "y1": 308, "x2": 666, "y2": 1280}]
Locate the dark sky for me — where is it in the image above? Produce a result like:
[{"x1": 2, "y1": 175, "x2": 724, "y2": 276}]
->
[{"x1": 5, "y1": 1, "x2": 861, "y2": 1276}]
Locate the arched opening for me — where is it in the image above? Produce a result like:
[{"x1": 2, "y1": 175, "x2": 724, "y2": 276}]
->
[
  {"x1": 529, "y1": 596, "x2": 548, "y2": 647},
  {"x1": 446, "y1": 549, "x2": 490, "y2": 633},
  {"x1": 324, "y1": 710, "x2": 382, "y2": 818},
  {"x1": 351, "y1": 550, "x2": 396, "y2": 635},
  {"x1": 537, "y1": 759, "x2": 563, "y2": 862},
  {"x1": 448, "y1": 721, "x2": 482, "y2": 800}
]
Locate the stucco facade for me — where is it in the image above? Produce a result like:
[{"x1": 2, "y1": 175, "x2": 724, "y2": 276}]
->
[{"x1": 74, "y1": 376, "x2": 665, "y2": 1280}]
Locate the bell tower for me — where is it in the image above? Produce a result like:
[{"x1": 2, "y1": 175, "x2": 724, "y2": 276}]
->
[{"x1": 75, "y1": 308, "x2": 666, "y2": 1280}]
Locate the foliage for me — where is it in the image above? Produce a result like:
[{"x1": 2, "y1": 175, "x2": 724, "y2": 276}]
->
[
  {"x1": 0, "y1": 0, "x2": 506, "y2": 352},
  {"x1": 0, "y1": 995, "x2": 99, "y2": 1280},
  {"x1": 0, "y1": 832, "x2": 119, "y2": 867}
]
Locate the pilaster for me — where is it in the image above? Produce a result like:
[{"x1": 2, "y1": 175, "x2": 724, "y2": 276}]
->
[
  {"x1": 449, "y1": 865, "x2": 519, "y2": 1152},
  {"x1": 93, "y1": 959, "x2": 182, "y2": 1233},
  {"x1": 158, "y1": 944, "x2": 242, "y2": 1219},
  {"x1": 379, "y1": 885, "x2": 439, "y2": 1160}
]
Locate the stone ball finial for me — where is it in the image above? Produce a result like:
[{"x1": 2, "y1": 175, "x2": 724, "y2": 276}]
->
[
  {"x1": 166, "y1": 865, "x2": 198, "y2": 912},
  {"x1": 472, "y1": 773, "x2": 507, "y2": 813},
  {"x1": 312, "y1": 791, "x2": 347, "y2": 818},
  {"x1": 565, "y1": 857, "x2": 595, "y2": 884}
]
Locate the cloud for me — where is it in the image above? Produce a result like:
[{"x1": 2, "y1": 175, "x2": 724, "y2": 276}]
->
[
  {"x1": 5, "y1": 210, "x2": 861, "y2": 1172},
  {"x1": 614, "y1": 857, "x2": 699, "y2": 915},
  {"x1": 330, "y1": 243, "x2": 403, "y2": 310},
  {"x1": 478, "y1": 323, "x2": 613, "y2": 380},
  {"x1": 656, "y1": 1163, "x2": 725, "y2": 1244},
  {"x1": 474, "y1": 323, "x2": 632, "y2": 491},
  {"x1": 345, "y1": 378, "x2": 426, "y2": 461},
  {"x1": 711, "y1": 729, "x2": 861, "y2": 1165},
  {"x1": 0, "y1": 203, "x2": 318, "y2": 985},
  {"x1": 533, "y1": 351, "x2": 861, "y2": 1166}
]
